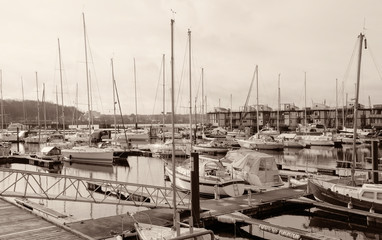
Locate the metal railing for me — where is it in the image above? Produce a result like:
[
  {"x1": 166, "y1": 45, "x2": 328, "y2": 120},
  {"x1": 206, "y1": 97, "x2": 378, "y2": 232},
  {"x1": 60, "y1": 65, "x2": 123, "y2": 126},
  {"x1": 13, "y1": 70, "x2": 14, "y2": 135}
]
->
[{"x1": 0, "y1": 168, "x2": 190, "y2": 209}]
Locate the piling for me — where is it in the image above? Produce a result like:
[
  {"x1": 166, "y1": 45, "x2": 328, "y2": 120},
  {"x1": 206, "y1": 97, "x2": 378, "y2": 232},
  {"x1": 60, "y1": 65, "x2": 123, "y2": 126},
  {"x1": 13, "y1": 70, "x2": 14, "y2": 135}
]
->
[
  {"x1": 16, "y1": 127, "x2": 20, "y2": 152},
  {"x1": 191, "y1": 152, "x2": 200, "y2": 225},
  {"x1": 372, "y1": 140, "x2": 379, "y2": 183}
]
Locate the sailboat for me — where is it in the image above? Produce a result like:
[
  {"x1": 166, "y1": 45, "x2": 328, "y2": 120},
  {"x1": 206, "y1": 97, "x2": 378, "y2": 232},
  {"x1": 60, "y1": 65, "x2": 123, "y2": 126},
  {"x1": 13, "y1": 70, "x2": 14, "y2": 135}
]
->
[
  {"x1": 134, "y1": 19, "x2": 214, "y2": 240},
  {"x1": 236, "y1": 66, "x2": 284, "y2": 151},
  {"x1": 61, "y1": 13, "x2": 113, "y2": 165},
  {"x1": 308, "y1": 33, "x2": 382, "y2": 214}
]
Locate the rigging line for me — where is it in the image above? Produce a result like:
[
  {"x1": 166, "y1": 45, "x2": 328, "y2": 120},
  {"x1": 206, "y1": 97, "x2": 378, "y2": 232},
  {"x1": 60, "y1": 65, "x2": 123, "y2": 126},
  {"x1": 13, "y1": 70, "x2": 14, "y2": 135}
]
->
[
  {"x1": 151, "y1": 56, "x2": 164, "y2": 115},
  {"x1": 191, "y1": 41, "x2": 200, "y2": 98},
  {"x1": 342, "y1": 37, "x2": 359, "y2": 89},
  {"x1": 58, "y1": 47, "x2": 76, "y2": 126},
  {"x1": 366, "y1": 42, "x2": 382, "y2": 82},
  {"x1": 175, "y1": 36, "x2": 189, "y2": 114},
  {"x1": 113, "y1": 73, "x2": 129, "y2": 146},
  {"x1": 194, "y1": 68, "x2": 202, "y2": 106},
  {"x1": 86, "y1": 30, "x2": 105, "y2": 114}
]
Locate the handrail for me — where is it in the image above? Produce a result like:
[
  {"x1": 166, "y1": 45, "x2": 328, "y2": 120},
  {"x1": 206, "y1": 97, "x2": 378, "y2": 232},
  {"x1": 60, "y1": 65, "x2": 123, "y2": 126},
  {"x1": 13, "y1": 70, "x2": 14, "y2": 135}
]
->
[
  {"x1": 169, "y1": 230, "x2": 215, "y2": 240},
  {"x1": 0, "y1": 168, "x2": 190, "y2": 209}
]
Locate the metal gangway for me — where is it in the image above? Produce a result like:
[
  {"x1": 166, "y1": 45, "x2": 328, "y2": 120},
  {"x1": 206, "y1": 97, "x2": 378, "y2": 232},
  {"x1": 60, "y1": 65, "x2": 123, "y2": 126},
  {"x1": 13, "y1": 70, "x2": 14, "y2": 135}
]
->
[{"x1": 0, "y1": 168, "x2": 191, "y2": 209}]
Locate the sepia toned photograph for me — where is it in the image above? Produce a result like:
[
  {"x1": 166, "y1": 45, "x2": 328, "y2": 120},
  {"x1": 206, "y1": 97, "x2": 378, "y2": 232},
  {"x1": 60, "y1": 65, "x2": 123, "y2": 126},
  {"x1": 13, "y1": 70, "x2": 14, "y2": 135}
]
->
[{"x1": 0, "y1": 1, "x2": 382, "y2": 239}]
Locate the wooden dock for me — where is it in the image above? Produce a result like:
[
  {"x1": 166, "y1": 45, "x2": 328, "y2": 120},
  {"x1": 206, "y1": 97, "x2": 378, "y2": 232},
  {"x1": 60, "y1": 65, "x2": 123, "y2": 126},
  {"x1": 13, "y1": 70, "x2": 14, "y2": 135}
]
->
[
  {"x1": 2, "y1": 184, "x2": 376, "y2": 240},
  {"x1": 0, "y1": 198, "x2": 88, "y2": 240},
  {"x1": 62, "y1": 186, "x2": 310, "y2": 239}
]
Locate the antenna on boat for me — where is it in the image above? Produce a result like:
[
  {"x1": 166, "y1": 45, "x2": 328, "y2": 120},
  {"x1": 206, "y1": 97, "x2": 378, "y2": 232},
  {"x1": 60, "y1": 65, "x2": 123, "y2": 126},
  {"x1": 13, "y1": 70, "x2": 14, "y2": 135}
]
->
[{"x1": 171, "y1": 9, "x2": 176, "y2": 19}]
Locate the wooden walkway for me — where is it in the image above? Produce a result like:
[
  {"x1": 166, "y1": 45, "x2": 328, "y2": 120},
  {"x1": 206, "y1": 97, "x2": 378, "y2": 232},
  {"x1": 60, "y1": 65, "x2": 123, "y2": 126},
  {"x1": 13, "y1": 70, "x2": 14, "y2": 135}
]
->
[
  {"x1": 0, "y1": 198, "x2": 87, "y2": 240},
  {"x1": 65, "y1": 186, "x2": 309, "y2": 239}
]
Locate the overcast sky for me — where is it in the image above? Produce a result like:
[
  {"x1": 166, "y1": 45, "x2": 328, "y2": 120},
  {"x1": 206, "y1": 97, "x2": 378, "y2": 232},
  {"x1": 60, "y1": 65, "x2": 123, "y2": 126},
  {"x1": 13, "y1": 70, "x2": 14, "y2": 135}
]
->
[{"x1": 0, "y1": 0, "x2": 382, "y2": 116}]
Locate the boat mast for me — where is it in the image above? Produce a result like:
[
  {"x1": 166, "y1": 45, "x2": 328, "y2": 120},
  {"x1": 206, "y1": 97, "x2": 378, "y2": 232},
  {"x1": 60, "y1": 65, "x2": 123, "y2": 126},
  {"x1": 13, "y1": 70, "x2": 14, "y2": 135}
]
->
[
  {"x1": 202, "y1": 68, "x2": 205, "y2": 130},
  {"x1": 82, "y1": 13, "x2": 92, "y2": 145},
  {"x1": 21, "y1": 77, "x2": 26, "y2": 126},
  {"x1": 0, "y1": 70, "x2": 3, "y2": 134},
  {"x1": 35, "y1": 72, "x2": 41, "y2": 143},
  {"x1": 304, "y1": 72, "x2": 307, "y2": 129},
  {"x1": 43, "y1": 83, "x2": 47, "y2": 131},
  {"x1": 162, "y1": 54, "x2": 165, "y2": 126},
  {"x1": 170, "y1": 18, "x2": 179, "y2": 236},
  {"x1": 230, "y1": 94, "x2": 233, "y2": 131},
  {"x1": 335, "y1": 78, "x2": 338, "y2": 130},
  {"x1": 56, "y1": 86, "x2": 59, "y2": 130},
  {"x1": 111, "y1": 58, "x2": 117, "y2": 142},
  {"x1": 256, "y1": 65, "x2": 259, "y2": 134},
  {"x1": 134, "y1": 58, "x2": 138, "y2": 129},
  {"x1": 58, "y1": 38, "x2": 65, "y2": 134},
  {"x1": 342, "y1": 81, "x2": 345, "y2": 128},
  {"x1": 188, "y1": 29, "x2": 193, "y2": 146},
  {"x1": 351, "y1": 33, "x2": 364, "y2": 185},
  {"x1": 277, "y1": 73, "x2": 280, "y2": 132}
]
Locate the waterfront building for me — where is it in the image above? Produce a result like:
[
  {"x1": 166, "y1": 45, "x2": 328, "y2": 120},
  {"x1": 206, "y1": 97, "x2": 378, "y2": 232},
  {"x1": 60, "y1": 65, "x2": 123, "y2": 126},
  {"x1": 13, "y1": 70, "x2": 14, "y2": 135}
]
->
[{"x1": 207, "y1": 103, "x2": 380, "y2": 132}]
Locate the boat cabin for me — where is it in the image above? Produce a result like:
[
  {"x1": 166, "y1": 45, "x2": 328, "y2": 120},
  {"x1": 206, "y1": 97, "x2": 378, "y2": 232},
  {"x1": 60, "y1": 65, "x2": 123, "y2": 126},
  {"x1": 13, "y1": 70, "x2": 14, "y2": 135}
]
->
[
  {"x1": 359, "y1": 184, "x2": 382, "y2": 204},
  {"x1": 41, "y1": 146, "x2": 62, "y2": 156}
]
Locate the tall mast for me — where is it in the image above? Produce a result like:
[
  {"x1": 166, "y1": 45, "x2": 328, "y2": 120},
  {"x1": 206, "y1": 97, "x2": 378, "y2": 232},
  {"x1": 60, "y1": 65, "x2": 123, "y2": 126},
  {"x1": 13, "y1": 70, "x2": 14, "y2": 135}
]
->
[
  {"x1": 56, "y1": 86, "x2": 59, "y2": 130},
  {"x1": 58, "y1": 38, "x2": 65, "y2": 134},
  {"x1": 342, "y1": 81, "x2": 345, "y2": 128},
  {"x1": 230, "y1": 94, "x2": 233, "y2": 131},
  {"x1": 188, "y1": 29, "x2": 193, "y2": 146},
  {"x1": 351, "y1": 33, "x2": 364, "y2": 185},
  {"x1": 304, "y1": 72, "x2": 307, "y2": 128},
  {"x1": 256, "y1": 65, "x2": 259, "y2": 134},
  {"x1": 134, "y1": 58, "x2": 138, "y2": 129},
  {"x1": 75, "y1": 83, "x2": 78, "y2": 127},
  {"x1": 170, "y1": 18, "x2": 178, "y2": 234},
  {"x1": 277, "y1": 73, "x2": 280, "y2": 132},
  {"x1": 43, "y1": 83, "x2": 47, "y2": 131},
  {"x1": 89, "y1": 70, "x2": 94, "y2": 128},
  {"x1": 0, "y1": 70, "x2": 3, "y2": 133},
  {"x1": 335, "y1": 78, "x2": 338, "y2": 129},
  {"x1": 111, "y1": 58, "x2": 117, "y2": 141},
  {"x1": 21, "y1": 77, "x2": 26, "y2": 125},
  {"x1": 201, "y1": 68, "x2": 204, "y2": 129},
  {"x1": 82, "y1": 12, "x2": 91, "y2": 144},
  {"x1": 36, "y1": 72, "x2": 41, "y2": 142},
  {"x1": 162, "y1": 54, "x2": 165, "y2": 126}
]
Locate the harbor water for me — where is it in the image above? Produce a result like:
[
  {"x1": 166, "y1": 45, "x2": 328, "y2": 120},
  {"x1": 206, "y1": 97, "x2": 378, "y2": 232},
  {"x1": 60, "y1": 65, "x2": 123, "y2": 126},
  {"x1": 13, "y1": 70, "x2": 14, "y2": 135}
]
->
[{"x1": 1, "y1": 142, "x2": 381, "y2": 240}]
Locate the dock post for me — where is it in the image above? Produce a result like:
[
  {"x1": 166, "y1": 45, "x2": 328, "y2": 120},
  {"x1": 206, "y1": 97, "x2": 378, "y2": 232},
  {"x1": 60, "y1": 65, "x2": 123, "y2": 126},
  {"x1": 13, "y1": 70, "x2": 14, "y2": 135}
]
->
[
  {"x1": 16, "y1": 127, "x2": 19, "y2": 152},
  {"x1": 214, "y1": 185, "x2": 220, "y2": 200},
  {"x1": 247, "y1": 189, "x2": 252, "y2": 206},
  {"x1": 190, "y1": 152, "x2": 200, "y2": 226},
  {"x1": 372, "y1": 140, "x2": 379, "y2": 184}
]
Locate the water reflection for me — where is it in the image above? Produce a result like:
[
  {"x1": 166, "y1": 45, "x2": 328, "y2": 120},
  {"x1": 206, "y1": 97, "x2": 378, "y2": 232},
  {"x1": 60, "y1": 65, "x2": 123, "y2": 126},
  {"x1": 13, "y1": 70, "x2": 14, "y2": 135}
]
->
[
  {"x1": 263, "y1": 145, "x2": 377, "y2": 173},
  {"x1": 262, "y1": 208, "x2": 382, "y2": 240}
]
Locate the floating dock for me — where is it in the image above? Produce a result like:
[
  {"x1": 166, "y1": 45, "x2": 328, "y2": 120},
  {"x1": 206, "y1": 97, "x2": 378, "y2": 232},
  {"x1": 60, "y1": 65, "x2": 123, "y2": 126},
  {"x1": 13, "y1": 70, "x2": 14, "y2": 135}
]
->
[{"x1": 0, "y1": 198, "x2": 87, "y2": 240}]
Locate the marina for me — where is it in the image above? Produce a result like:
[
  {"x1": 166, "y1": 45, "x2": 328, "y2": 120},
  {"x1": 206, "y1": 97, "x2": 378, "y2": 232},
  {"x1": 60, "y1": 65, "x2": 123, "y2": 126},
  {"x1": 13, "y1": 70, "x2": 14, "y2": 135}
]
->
[
  {"x1": 0, "y1": 140, "x2": 382, "y2": 239},
  {"x1": 1, "y1": 1, "x2": 382, "y2": 240}
]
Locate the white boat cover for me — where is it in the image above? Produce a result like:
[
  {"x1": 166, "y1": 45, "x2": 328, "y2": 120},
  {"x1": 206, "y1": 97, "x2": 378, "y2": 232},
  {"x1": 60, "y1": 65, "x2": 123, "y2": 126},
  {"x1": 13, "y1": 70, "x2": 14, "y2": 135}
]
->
[{"x1": 224, "y1": 150, "x2": 283, "y2": 187}]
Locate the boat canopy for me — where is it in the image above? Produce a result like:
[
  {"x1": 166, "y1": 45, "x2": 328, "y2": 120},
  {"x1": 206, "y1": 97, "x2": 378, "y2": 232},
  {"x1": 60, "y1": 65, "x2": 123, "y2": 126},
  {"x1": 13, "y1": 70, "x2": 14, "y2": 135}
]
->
[
  {"x1": 41, "y1": 146, "x2": 61, "y2": 156},
  {"x1": 225, "y1": 150, "x2": 283, "y2": 187}
]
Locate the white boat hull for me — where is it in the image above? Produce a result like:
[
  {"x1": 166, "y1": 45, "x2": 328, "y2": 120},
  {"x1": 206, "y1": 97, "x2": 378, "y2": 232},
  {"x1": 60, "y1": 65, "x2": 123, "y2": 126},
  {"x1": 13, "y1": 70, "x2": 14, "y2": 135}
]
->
[
  {"x1": 165, "y1": 167, "x2": 245, "y2": 197},
  {"x1": 62, "y1": 147, "x2": 113, "y2": 165},
  {"x1": 237, "y1": 139, "x2": 283, "y2": 150}
]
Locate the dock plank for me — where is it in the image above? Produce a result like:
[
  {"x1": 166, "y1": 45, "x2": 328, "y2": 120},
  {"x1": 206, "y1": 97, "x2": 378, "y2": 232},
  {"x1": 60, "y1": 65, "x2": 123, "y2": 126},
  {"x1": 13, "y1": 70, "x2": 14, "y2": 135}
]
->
[
  {"x1": 66, "y1": 208, "x2": 174, "y2": 239},
  {"x1": 0, "y1": 198, "x2": 86, "y2": 240}
]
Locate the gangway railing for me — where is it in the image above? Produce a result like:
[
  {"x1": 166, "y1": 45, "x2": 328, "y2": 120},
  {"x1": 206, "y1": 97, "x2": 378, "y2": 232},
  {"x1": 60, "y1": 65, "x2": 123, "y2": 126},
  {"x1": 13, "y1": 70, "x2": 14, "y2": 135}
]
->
[{"x1": 0, "y1": 168, "x2": 190, "y2": 209}]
